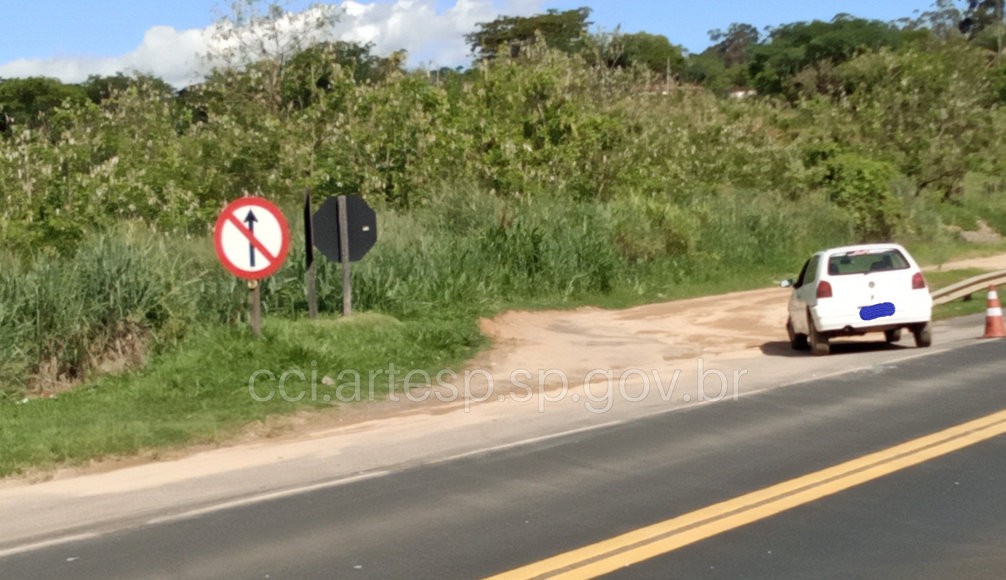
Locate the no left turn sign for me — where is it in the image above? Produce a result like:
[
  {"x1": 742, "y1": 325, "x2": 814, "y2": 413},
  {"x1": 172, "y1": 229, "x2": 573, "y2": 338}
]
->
[{"x1": 214, "y1": 196, "x2": 291, "y2": 280}]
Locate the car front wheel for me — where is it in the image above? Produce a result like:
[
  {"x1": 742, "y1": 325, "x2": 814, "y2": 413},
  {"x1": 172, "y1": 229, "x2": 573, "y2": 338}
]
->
[{"x1": 787, "y1": 318, "x2": 809, "y2": 351}]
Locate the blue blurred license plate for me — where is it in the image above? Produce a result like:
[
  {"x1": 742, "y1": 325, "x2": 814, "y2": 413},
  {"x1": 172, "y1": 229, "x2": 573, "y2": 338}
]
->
[{"x1": 860, "y1": 302, "x2": 896, "y2": 321}]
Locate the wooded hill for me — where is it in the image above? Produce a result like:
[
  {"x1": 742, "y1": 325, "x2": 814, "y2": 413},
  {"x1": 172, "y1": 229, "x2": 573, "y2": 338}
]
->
[{"x1": 1, "y1": 2, "x2": 1004, "y2": 394}]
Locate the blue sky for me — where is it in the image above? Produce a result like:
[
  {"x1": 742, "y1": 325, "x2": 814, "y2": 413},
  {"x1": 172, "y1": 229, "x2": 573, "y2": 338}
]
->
[{"x1": 0, "y1": 1, "x2": 941, "y2": 87}]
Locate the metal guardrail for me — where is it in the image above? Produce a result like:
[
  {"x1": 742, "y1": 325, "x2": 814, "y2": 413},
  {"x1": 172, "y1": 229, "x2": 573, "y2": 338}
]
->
[{"x1": 931, "y1": 269, "x2": 1006, "y2": 306}]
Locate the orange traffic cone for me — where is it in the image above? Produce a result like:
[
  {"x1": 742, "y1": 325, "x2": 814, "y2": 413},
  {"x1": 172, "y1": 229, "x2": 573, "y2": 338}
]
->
[{"x1": 983, "y1": 286, "x2": 1006, "y2": 339}]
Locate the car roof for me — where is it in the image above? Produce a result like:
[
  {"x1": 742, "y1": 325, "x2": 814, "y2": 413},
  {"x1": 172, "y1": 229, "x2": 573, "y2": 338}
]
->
[{"x1": 816, "y1": 243, "x2": 908, "y2": 257}]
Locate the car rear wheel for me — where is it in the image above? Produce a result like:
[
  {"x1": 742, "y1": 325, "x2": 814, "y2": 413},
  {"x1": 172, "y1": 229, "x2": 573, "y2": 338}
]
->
[
  {"x1": 787, "y1": 318, "x2": 809, "y2": 350},
  {"x1": 884, "y1": 328, "x2": 902, "y2": 343},
  {"x1": 912, "y1": 322, "x2": 932, "y2": 348},
  {"x1": 807, "y1": 312, "x2": 830, "y2": 356}
]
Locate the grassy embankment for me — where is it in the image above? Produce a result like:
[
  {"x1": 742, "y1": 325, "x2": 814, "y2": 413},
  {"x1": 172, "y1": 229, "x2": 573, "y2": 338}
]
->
[{"x1": 1, "y1": 189, "x2": 1003, "y2": 479}]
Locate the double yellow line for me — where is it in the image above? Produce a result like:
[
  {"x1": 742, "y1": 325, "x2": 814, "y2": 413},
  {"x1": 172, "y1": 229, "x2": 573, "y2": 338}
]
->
[{"x1": 487, "y1": 409, "x2": 1006, "y2": 579}]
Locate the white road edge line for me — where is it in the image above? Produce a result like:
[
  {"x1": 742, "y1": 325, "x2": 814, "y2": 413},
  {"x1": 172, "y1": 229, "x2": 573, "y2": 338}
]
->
[
  {"x1": 150, "y1": 421, "x2": 624, "y2": 528},
  {"x1": 0, "y1": 533, "x2": 100, "y2": 560},
  {"x1": 428, "y1": 420, "x2": 626, "y2": 466},
  {"x1": 146, "y1": 471, "x2": 391, "y2": 526},
  {"x1": 0, "y1": 422, "x2": 640, "y2": 558}
]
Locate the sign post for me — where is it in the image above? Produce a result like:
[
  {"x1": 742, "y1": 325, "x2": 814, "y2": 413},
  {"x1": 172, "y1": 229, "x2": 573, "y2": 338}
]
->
[
  {"x1": 338, "y1": 195, "x2": 353, "y2": 316},
  {"x1": 249, "y1": 280, "x2": 262, "y2": 336},
  {"x1": 303, "y1": 191, "x2": 318, "y2": 319},
  {"x1": 214, "y1": 196, "x2": 291, "y2": 336},
  {"x1": 312, "y1": 195, "x2": 377, "y2": 316}
]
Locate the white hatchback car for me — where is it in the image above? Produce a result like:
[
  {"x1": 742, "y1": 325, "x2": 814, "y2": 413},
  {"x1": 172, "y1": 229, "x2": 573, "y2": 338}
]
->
[{"x1": 783, "y1": 243, "x2": 933, "y2": 355}]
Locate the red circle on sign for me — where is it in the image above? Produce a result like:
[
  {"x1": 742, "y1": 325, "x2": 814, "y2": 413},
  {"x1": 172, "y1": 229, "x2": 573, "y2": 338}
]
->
[{"x1": 213, "y1": 197, "x2": 291, "y2": 280}]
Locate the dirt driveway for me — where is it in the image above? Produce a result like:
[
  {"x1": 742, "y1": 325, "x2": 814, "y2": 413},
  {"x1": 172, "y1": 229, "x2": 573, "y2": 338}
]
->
[
  {"x1": 475, "y1": 254, "x2": 1006, "y2": 386},
  {"x1": 476, "y1": 287, "x2": 788, "y2": 384}
]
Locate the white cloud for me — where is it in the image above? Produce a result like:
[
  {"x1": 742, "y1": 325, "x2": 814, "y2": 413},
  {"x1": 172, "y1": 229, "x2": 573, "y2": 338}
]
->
[
  {"x1": 127, "y1": 26, "x2": 210, "y2": 84},
  {"x1": 334, "y1": 0, "x2": 494, "y2": 67},
  {"x1": 0, "y1": 1, "x2": 546, "y2": 89},
  {"x1": 0, "y1": 26, "x2": 212, "y2": 89}
]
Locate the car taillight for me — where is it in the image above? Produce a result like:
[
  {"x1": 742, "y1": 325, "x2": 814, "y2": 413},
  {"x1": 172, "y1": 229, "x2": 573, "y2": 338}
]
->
[
  {"x1": 912, "y1": 272, "x2": 927, "y2": 290},
  {"x1": 817, "y1": 280, "x2": 833, "y2": 299}
]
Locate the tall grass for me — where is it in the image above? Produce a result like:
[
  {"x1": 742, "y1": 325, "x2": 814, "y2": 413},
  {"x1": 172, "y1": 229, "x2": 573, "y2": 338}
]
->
[
  {"x1": 270, "y1": 191, "x2": 626, "y2": 320},
  {"x1": 0, "y1": 226, "x2": 245, "y2": 397},
  {"x1": 1, "y1": 186, "x2": 861, "y2": 400}
]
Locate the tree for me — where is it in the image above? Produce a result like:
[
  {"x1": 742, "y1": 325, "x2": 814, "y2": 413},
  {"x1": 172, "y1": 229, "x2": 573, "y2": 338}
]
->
[
  {"x1": 0, "y1": 77, "x2": 88, "y2": 130},
  {"x1": 959, "y1": 0, "x2": 1004, "y2": 36},
  {"x1": 683, "y1": 50, "x2": 731, "y2": 94},
  {"x1": 749, "y1": 16, "x2": 907, "y2": 98},
  {"x1": 687, "y1": 23, "x2": 761, "y2": 92},
  {"x1": 957, "y1": 0, "x2": 1006, "y2": 62},
  {"x1": 709, "y1": 23, "x2": 760, "y2": 67},
  {"x1": 904, "y1": 0, "x2": 966, "y2": 41},
  {"x1": 205, "y1": 0, "x2": 341, "y2": 112},
  {"x1": 280, "y1": 41, "x2": 403, "y2": 109},
  {"x1": 81, "y1": 73, "x2": 175, "y2": 104},
  {"x1": 604, "y1": 32, "x2": 686, "y2": 77},
  {"x1": 825, "y1": 44, "x2": 998, "y2": 201},
  {"x1": 466, "y1": 8, "x2": 592, "y2": 61}
]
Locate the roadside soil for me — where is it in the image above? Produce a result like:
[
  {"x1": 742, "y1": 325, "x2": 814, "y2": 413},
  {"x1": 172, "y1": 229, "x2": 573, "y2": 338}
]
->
[
  {"x1": 472, "y1": 253, "x2": 1006, "y2": 391},
  {"x1": 6, "y1": 253, "x2": 1006, "y2": 487}
]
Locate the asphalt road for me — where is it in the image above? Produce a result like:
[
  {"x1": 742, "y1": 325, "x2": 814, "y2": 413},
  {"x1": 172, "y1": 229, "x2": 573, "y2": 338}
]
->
[{"x1": 2, "y1": 337, "x2": 1004, "y2": 579}]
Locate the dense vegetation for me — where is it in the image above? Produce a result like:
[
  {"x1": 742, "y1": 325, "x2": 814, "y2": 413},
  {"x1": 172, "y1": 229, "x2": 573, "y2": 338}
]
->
[{"x1": 2, "y1": 1, "x2": 1005, "y2": 402}]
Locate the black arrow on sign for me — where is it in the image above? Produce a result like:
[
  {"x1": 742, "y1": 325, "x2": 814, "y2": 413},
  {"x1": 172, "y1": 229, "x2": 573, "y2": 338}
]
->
[{"x1": 244, "y1": 210, "x2": 258, "y2": 267}]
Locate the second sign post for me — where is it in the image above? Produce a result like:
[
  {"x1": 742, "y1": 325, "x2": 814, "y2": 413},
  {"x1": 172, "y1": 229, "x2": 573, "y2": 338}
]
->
[{"x1": 307, "y1": 194, "x2": 378, "y2": 316}]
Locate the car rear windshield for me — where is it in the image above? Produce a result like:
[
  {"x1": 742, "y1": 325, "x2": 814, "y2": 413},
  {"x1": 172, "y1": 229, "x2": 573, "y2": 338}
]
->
[{"x1": 826, "y1": 249, "x2": 910, "y2": 275}]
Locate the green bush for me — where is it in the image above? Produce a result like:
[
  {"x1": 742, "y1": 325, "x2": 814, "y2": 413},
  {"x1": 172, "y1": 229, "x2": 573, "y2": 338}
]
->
[{"x1": 821, "y1": 153, "x2": 903, "y2": 241}]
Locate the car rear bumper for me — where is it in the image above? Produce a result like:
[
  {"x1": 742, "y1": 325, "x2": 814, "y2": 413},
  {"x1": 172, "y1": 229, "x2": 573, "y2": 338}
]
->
[{"x1": 812, "y1": 295, "x2": 932, "y2": 335}]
